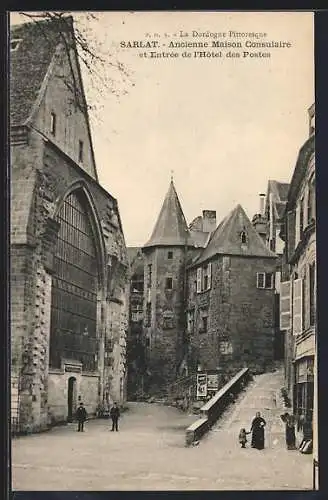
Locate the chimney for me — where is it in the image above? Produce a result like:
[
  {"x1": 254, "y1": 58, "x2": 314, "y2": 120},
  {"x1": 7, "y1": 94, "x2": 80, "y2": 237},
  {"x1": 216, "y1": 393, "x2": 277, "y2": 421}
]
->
[
  {"x1": 259, "y1": 193, "x2": 266, "y2": 216},
  {"x1": 202, "y1": 210, "x2": 216, "y2": 233}
]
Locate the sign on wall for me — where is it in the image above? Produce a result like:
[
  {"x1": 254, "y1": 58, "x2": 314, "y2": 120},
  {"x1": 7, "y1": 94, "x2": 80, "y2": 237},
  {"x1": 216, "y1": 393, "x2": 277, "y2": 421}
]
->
[
  {"x1": 207, "y1": 373, "x2": 219, "y2": 393},
  {"x1": 196, "y1": 373, "x2": 207, "y2": 398}
]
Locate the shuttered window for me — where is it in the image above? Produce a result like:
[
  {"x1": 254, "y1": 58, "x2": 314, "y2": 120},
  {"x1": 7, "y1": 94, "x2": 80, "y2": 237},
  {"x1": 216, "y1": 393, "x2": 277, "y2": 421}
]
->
[
  {"x1": 295, "y1": 203, "x2": 301, "y2": 246},
  {"x1": 207, "y1": 262, "x2": 212, "y2": 290},
  {"x1": 197, "y1": 263, "x2": 212, "y2": 293},
  {"x1": 292, "y1": 278, "x2": 303, "y2": 335},
  {"x1": 280, "y1": 280, "x2": 291, "y2": 330},
  {"x1": 196, "y1": 268, "x2": 202, "y2": 293}
]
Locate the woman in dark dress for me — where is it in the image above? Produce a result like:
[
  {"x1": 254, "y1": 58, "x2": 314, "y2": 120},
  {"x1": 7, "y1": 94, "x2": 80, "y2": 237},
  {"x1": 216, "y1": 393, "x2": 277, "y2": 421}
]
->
[
  {"x1": 280, "y1": 412, "x2": 296, "y2": 450},
  {"x1": 250, "y1": 412, "x2": 266, "y2": 449}
]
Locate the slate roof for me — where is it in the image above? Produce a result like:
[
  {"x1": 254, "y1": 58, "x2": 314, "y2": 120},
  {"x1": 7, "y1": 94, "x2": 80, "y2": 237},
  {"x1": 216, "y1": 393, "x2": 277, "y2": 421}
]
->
[
  {"x1": 10, "y1": 16, "x2": 72, "y2": 125},
  {"x1": 189, "y1": 215, "x2": 203, "y2": 231},
  {"x1": 194, "y1": 204, "x2": 276, "y2": 265},
  {"x1": 127, "y1": 246, "x2": 140, "y2": 265},
  {"x1": 267, "y1": 180, "x2": 290, "y2": 203},
  {"x1": 190, "y1": 229, "x2": 210, "y2": 248},
  {"x1": 275, "y1": 182, "x2": 290, "y2": 202},
  {"x1": 127, "y1": 247, "x2": 144, "y2": 276},
  {"x1": 264, "y1": 180, "x2": 290, "y2": 220},
  {"x1": 287, "y1": 135, "x2": 315, "y2": 210},
  {"x1": 143, "y1": 180, "x2": 193, "y2": 248}
]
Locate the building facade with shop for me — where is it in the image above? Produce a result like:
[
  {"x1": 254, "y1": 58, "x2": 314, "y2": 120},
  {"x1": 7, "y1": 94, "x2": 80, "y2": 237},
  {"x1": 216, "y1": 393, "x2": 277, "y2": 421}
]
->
[
  {"x1": 279, "y1": 104, "x2": 316, "y2": 427},
  {"x1": 10, "y1": 16, "x2": 129, "y2": 433}
]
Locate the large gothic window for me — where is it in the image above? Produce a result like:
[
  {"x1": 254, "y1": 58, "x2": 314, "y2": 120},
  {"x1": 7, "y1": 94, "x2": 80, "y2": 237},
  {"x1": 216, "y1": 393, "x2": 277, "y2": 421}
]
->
[{"x1": 50, "y1": 191, "x2": 99, "y2": 371}]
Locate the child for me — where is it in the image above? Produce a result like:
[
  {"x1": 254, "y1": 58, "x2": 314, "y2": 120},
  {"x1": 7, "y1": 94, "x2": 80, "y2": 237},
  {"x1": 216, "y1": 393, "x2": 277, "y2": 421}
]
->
[{"x1": 239, "y1": 428, "x2": 250, "y2": 448}]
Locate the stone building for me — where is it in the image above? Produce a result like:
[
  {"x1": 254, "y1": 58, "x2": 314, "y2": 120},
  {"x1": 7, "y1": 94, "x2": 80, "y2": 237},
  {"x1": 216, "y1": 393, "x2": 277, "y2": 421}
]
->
[
  {"x1": 10, "y1": 16, "x2": 128, "y2": 433},
  {"x1": 252, "y1": 182, "x2": 290, "y2": 361},
  {"x1": 139, "y1": 178, "x2": 277, "y2": 396},
  {"x1": 187, "y1": 204, "x2": 277, "y2": 377},
  {"x1": 126, "y1": 247, "x2": 146, "y2": 399},
  {"x1": 279, "y1": 104, "x2": 316, "y2": 426}
]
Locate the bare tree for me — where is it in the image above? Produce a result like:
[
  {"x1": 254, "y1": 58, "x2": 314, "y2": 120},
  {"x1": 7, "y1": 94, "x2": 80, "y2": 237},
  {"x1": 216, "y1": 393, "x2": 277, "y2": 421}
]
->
[{"x1": 18, "y1": 11, "x2": 135, "y2": 125}]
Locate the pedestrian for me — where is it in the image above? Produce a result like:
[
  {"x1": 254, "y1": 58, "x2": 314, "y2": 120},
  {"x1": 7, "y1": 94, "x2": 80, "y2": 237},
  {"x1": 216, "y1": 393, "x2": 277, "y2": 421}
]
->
[
  {"x1": 238, "y1": 428, "x2": 250, "y2": 448},
  {"x1": 110, "y1": 402, "x2": 120, "y2": 432},
  {"x1": 299, "y1": 415, "x2": 313, "y2": 454},
  {"x1": 75, "y1": 402, "x2": 87, "y2": 432},
  {"x1": 280, "y1": 412, "x2": 296, "y2": 450},
  {"x1": 250, "y1": 411, "x2": 266, "y2": 449}
]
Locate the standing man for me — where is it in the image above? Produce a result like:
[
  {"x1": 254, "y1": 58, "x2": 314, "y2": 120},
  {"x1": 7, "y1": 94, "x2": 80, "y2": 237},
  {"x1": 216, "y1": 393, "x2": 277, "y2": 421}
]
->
[
  {"x1": 110, "y1": 402, "x2": 120, "y2": 432},
  {"x1": 76, "y1": 402, "x2": 87, "y2": 432}
]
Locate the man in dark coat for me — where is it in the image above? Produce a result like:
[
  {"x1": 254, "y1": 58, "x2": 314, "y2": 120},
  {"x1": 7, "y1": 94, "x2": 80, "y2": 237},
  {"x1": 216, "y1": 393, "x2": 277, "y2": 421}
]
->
[
  {"x1": 110, "y1": 402, "x2": 120, "y2": 431},
  {"x1": 76, "y1": 402, "x2": 87, "y2": 432}
]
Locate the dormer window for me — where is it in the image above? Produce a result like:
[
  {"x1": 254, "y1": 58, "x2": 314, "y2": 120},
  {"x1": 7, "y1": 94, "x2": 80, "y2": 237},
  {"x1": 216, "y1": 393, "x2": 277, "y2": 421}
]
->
[
  {"x1": 78, "y1": 140, "x2": 84, "y2": 162},
  {"x1": 50, "y1": 112, "x2": 56, "y2": 136},
  {"x1": 240, "y1": 230, "x2": 247, "y2": 245},
  {"x1": 10, "y1": 39, "x2": 22, "y2": 52}
]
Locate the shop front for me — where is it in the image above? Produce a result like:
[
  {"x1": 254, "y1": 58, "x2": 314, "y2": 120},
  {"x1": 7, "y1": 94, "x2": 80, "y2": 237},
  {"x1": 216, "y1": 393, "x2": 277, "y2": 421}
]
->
[{"x1": 293, "y1": 356, "x2": 314, "y2": 429}]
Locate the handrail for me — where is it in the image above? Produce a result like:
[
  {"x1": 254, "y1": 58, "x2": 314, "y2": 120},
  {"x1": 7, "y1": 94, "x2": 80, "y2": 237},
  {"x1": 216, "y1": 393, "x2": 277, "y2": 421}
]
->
[
  {"x1": 200, "y1": 367, "x2": 249, "y2": 413},
  {"x1": 169, "y1": 373, "x2": 196, "y2": 389},
  {"x1": 186, "y1": 367, "x2": 251, "y2": 446}
]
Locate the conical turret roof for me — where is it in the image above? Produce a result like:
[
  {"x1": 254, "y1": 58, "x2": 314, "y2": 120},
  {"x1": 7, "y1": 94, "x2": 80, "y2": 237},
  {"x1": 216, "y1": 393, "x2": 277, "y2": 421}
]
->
[
  {"x1": 143, "y1": 180, "x2": 192, "y2": 248},
  {"x1": 194, "y1": 204, "x2": 277, "y2": 265}
]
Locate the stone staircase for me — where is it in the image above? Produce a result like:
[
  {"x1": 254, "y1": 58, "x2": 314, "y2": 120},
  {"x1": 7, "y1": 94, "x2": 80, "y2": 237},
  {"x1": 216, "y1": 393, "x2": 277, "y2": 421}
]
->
[{"x1": 209, "y1": 367, "x2": 289, "y2": 448}]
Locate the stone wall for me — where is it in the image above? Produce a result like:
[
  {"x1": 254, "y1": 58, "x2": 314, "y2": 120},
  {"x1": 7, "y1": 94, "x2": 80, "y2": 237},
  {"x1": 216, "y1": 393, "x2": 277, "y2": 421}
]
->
[
  {"x1": 188, "y1": 255, "x2": 276, "y2": 374},
  {"x1": 11, "y1": 128, "x2": 128, "y2": 432},
  {"x1": 143, "y1": 246, "x2": 187, "y2": 394},
  {"x1": 33, "y1": 44, "x2": 97, "y2": 179},
  {"x1": 47, "y1": 370, "x2": 99, "y2": 424}
]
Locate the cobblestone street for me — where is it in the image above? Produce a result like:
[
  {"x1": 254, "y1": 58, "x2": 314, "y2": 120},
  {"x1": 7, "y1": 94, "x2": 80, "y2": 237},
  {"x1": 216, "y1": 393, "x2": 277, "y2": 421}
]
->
[{"x1": 12, "y1": 370, "x2": 313, "y2": 491}]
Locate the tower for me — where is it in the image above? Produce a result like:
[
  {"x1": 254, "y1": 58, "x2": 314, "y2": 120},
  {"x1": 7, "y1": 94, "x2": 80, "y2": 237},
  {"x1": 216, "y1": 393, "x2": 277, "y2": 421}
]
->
[{"x1": 142, "y1": 179, "x2": 193, "y2": 395}]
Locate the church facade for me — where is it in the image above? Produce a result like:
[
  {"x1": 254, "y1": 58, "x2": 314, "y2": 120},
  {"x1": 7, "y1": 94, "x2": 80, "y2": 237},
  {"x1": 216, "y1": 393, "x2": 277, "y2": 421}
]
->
[{"x1": 10, "y1": 16, "x2": 129, "y2": 433}]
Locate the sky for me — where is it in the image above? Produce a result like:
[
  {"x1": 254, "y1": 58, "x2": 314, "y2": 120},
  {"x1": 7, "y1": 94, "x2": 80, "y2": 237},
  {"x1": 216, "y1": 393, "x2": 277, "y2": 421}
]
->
[{"x1": 11, "y1": 11, "x2": 314, "y2": 247}]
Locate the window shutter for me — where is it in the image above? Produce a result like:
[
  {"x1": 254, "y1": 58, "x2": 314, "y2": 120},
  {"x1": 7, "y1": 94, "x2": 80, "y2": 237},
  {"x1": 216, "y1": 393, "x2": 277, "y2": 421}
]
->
[
  {"x1": 292, "y1": 278, "x2": 303, "y2": 335},
  {"x1": 280, "y1": 280, "x2": 291, "y2": 330},
  {"x1": 275, "y1": 271, "x2": 281, "y2": 294},
  {"x1": 295, "y1": 203, "x2": 301, "y2": 245},
  {"x1": 265, "y1": 273, "x2": 274, "y2": 289},
  {"x1": 207, "y1": 262, "x2": 212, "y2": 290},
  {"x1": 196, "y1": 268, "x2": 202, "y2": 293}
]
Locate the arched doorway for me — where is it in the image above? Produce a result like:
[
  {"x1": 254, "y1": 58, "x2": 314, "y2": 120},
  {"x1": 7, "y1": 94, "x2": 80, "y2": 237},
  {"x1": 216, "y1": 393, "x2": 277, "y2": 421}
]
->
[{"x1": 67, "y1": 376, "x2": 77, "y2": 422}]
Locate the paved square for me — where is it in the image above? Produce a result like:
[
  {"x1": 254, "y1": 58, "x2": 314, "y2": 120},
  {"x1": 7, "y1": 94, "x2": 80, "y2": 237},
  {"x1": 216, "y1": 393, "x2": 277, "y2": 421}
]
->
[{"x1": 12, "y1": 371, "x2": 313, "y2": 491}]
